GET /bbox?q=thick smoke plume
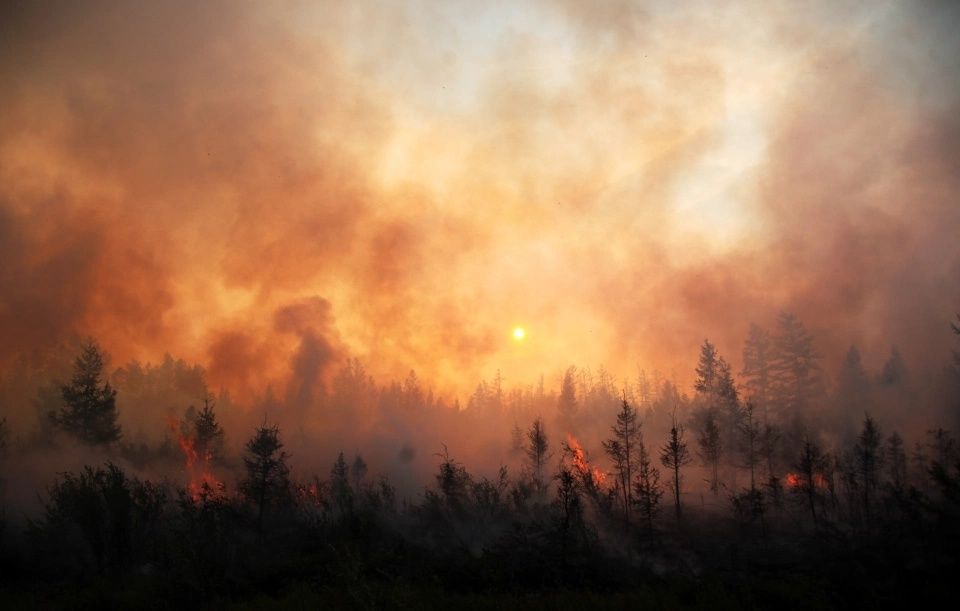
[1,0,958,418]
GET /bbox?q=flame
[566,433,607,488]
[168,415,223,501]
[784,472,828,489]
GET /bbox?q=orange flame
[168,414,223,501]
[784,472,828,489]
[566,433,606,488]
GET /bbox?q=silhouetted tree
[694,340,719,394]
[735,403,765,526]
[330,451,353,519]
[793,439,828,527]
[854,414,883,521]
[697,410,722,495]
[885,432,907,494]
[351,453,368,492]
[240,423,290,532]
[660,419,691,519]
[602,398,641,529]
[55,341,121,446]
[769,312,822,417]
[553,463,584,581]
[632,437,662,541]
[525,417,550,498]
[739,402,762,494]
[433,445,471,513]
[760,423,781,479]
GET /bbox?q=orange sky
[1,0,959,402]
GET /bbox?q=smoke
[0,0,958,412]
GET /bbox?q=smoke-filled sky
[2,0,959,402]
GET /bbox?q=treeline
[0,313,959,606]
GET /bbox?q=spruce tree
[56,341,121,446]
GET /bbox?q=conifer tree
[55,341,121,446]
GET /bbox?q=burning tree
[192,397,225,464]
[240,423,291,532]
[563,434,606,494]
[54,340,121,446]
[169,397,224,500]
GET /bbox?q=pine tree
[793,438,828,527]
[553,463,584,582]
[694,340,719,395]
[660,419,692,519]
[525,417,550,497]
[885,432,907,493]
[330,451,353,518]
[56,341,121,446]
[632,438,662,541]
[855,414,883,521]
[193,396,224,462]
[739,402,762,494]
[769,312,822,417]
[697,410,722,495]
[602,398,641,529]
[240,423,290,531]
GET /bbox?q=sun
[512,326,526,341]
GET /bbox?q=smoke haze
[1,0,959,424]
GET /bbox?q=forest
[1,311,959,609]
[3,1,960,608]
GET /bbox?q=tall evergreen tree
[660,419,692,519]
[240,423,290,532]
[694,339,719,395]
[854,414,883,521]
[697,410,722,495]
[602,398,641,529]
[793,438,828,527]
[193,396,224,462]
[525,416,550,497]
[769,312,822,418]
[55,341,121,446]
[632,438,662,542]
